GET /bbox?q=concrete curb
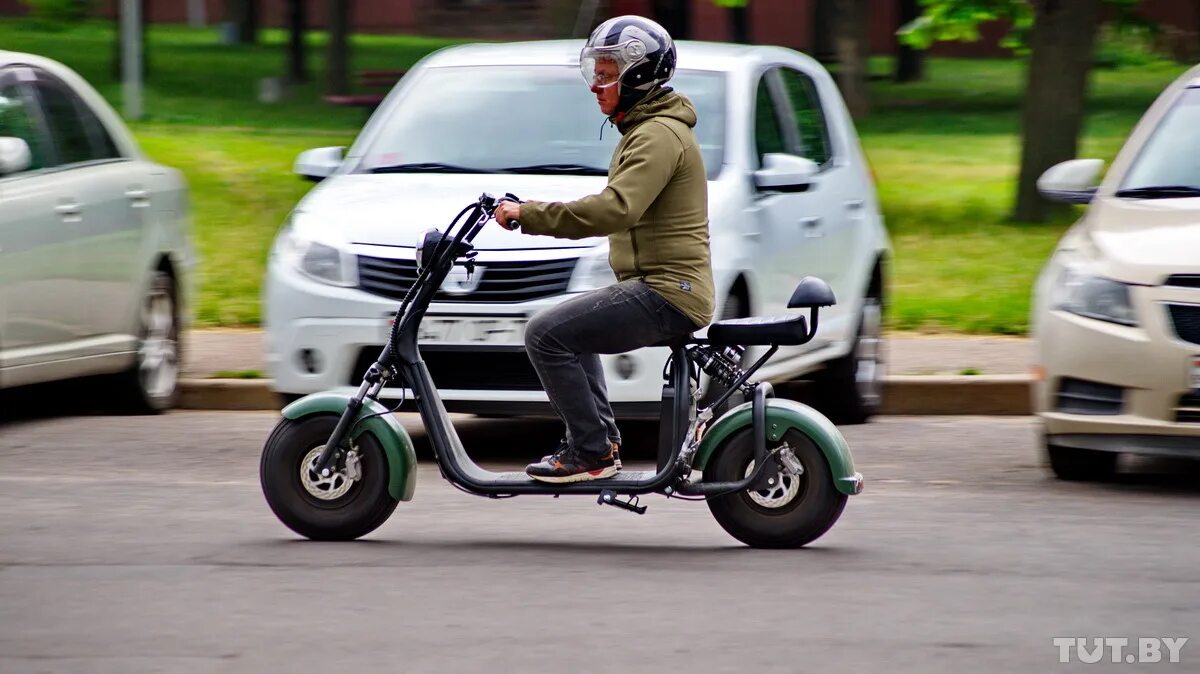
[180,375,1035,415]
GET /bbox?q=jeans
[525,280,699,458]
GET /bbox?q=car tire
[115,270,181,414]
[815,290,884,425]
[1046,442,1117,481]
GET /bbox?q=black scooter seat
[708,314,808,346]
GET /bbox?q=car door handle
[125,188,150,206]
[55,201,82,221]
[800,216,823,238]
[845,199,865,212]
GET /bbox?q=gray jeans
[525,280,699,458]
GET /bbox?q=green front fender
[694,398,864,496]
[281,392,418,502]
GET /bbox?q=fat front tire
[816,293,884,425]
[706,428,848,548]
[260,414,399,541]
[115,271,181,414]
[1046,442,1117,482]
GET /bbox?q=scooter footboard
[282,393,418,501]
[693,398,864,496]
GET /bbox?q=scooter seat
[708,315,809,346]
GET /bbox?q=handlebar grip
[506,219,520,231]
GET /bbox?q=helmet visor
[579,40,646,88]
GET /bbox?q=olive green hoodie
[519,88,715,328]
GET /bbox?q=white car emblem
[440,266,484,295]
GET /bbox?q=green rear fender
[281,392,418,502]
[694,398,864,496]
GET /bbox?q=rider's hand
[494,201,521,230]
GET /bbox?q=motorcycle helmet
[580,15,676,115]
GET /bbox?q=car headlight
[1051,263,1137,326]
[568,246,617,292]
[274,216,358,287]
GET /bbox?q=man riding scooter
[493,15,715,483]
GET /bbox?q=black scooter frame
[312,195,787,499]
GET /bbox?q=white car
[265,40,890,422]
[1032,63,1200,479]
[0,51,193,412]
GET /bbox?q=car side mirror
[0,137,32,176]
[294,146,345,182]
[753,153,819,193]
[1038,158,1103,204]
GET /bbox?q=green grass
[2,20,1192,333]
[209,369,266,379]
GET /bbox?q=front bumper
[1033,283,1200,454]
[264,262,672,413]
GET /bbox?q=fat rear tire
[1046,442,1117,482]
[260,414,398,540]
[706,428,847,548]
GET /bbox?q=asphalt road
[1,411,1197,674]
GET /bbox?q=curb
[180,375,1035,415]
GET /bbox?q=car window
[358,66,727,180]
[31,77,103,166]
[0,79,51,173]
[777,68,832,166]
[754,74,787,164]
[1121,87,1200,191]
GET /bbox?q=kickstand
[598,489,647,515]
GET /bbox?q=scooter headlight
[416,228,443,271]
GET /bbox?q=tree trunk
[286,0,309,83]
[812,0,837,63]
[651,0,690,40]
[326,0,352,96]
[729,6,750,44]
[833,0,870,118]
[225,0,258,44]
[112,0,150,81]
[894,0,924,82]
[1014,0,1102,222]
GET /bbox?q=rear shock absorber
[688,344,751,395]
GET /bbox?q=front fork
[312,364,388,477]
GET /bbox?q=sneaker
[526,445,620,483]
[542,440,621,470]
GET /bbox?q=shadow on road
[247,536,861,557]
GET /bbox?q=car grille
[1166,304,1200,346]
[357,255,577,303]
[1055,377,1124,415]
[351,346,543,391]
[1177,394,1200,423]
[1165,274,1200,289]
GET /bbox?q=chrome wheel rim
[743,459,802,508]
[855,297,884,409]
[138,285,178,400]
[300,446,354,501]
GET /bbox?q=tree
[225,0,259,45]
[112,0,150,81]
[713,0,751,44]
[326,0,352,96]
[812,0,837,63]
[651,0,691,39]
[285,0,309,83]
[901,0,1110,222]
[834,0,871,118]
[894,0,925,82]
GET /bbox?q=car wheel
[1046,442,1117,482]
[115,270,180,413]
[815,291,884,425]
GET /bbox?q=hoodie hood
[616,87,698,135]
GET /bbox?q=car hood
[1082,196,1200,284]
[296,173,612,250]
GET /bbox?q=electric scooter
[260,193,864,548]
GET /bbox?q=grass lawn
[2,20,1192,332]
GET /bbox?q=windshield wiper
[369,162,494,174]
[499,163,608,176]
[1114,185,1200,199]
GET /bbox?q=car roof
[0,50,73,74]
[420,40,798,72]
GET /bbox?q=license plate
[415,316,528,346]
[1192,356,1200,392]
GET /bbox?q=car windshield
[355,66,726,179]
[1120,87,1200,193]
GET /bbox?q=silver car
[0,51,194,412]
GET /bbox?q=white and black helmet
[580,15,676,113]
